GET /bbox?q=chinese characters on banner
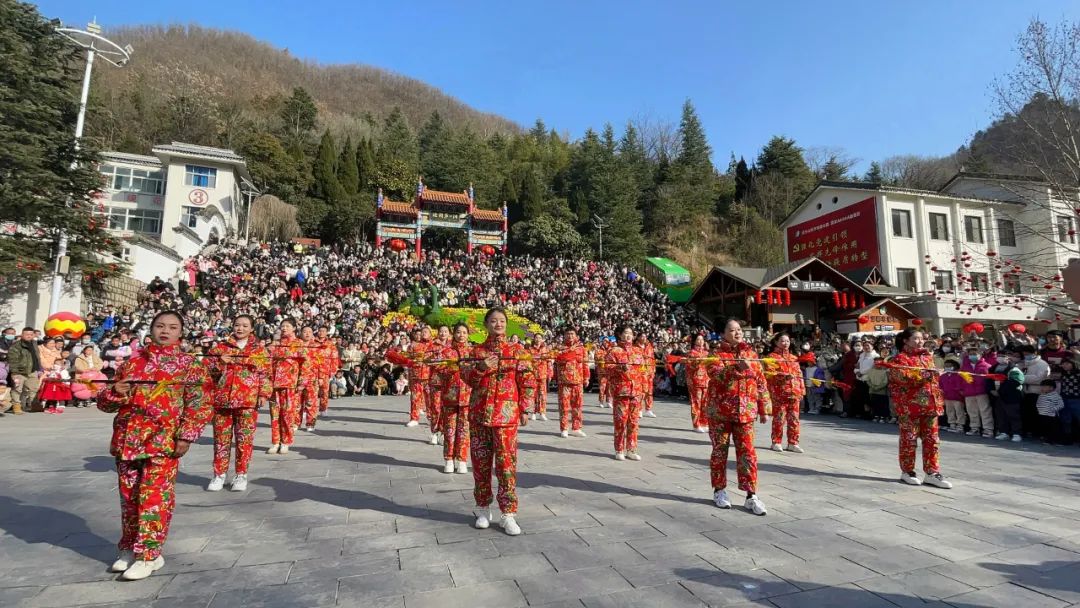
[785,197,880,272]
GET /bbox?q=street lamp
[592,214,610,260]
[49,20,132,315]
[239,178,260,243]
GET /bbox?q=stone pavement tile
[944,582,1069,608]
[839,546,947,576]
[343,531,436,554]
[347,508,402,524]
[337,564,453,603]
[3,560,117,588]
[767,582,902,608]
[206,580,340,608]
[493,529,590,556]
[288,550,400,583]
[769,516,857,539]
[614,555,719,587]
[930,556,1029,589]
[698,544,805,573]
[1018,517,1080,538]
[885,503,971,522]
[574,523,665,546]
[23,576,168,608]
[161,535,210,555]
[403,580,526,608]
[766,555,879,591]
[640,516,729,538]
[703,525,799,549]
[305,519,395,541]
[628,534,726,561]
[257,512,348,532]
[836,523,937,550]
[448,552,554,586]
[213,527,311,549]
[962,525,1056,549]
[854,569,975,604]
[993,544,1080,572]
[543,541,646,571]
[158,562,292,598]
[160,549,243,574]
[1011,562,1080,604]
[0,586,42,606]
[680,569,800,605]
[904,533,1005,561]
[516,566,634,605]
[234,539,342,566]
[399,538,499,569]
[772,532,874,560]
[959,510,1032,529]
[580,582,708,607]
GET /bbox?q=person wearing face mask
[8,327,42,415]
[960,346,992,438]
[1,327,18,354]
[1018,345,1049,438]
[887,328,952,488]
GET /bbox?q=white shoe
[429,433,439,445]
[455,460,469,474]
[771,443,784,452]
[540,413,549,421]
[530,413,537,421]
[109,550,135,572]
[443,460,455,474]
[230,474,248,492]
[571,429,587,438]
[615,452,626,461]
[786,444,804,454]
[713,489,732,509]
[560,430,569,438]
[120,556,164,581]
[474,509,491,529]
[644,410,656,418]
[406,420,419,427]
[995,432,1009,440]
[626,451,642,461]
[965,429,978,436]
[266,444,280,454]
[279,444,290,454]
[437,432,444,445]
[305,426,315,433]
[923,472,953,489]
[500,514,521,536]
[696,426,708,433]
[901,471,922,485]
[1011,435,1022,443]
[206,475,226,492]
[745,495,767,516]
[638,410,643,418]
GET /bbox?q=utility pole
[592,214,609,260]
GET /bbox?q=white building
[96,142,252,283]
[780,172,1079,336]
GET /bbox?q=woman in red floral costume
[529,334,552,421]
[886,328,952,489]
[205,315,273,492]
[463,308,534,536]
[706,319,771,516]
[426,325,452,445]
[606,325,646,461]
[267,320,304,454]
[553,327,589,438]
[634,333,657,418]
[98,311,213,581]
[765,333,806,454]
[687,334,711,432]
[435,323,473,474]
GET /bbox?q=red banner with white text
[786,196,879,272]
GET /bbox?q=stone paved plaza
[1,393,1079,608]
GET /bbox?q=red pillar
[415,236,422,257]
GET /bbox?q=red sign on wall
[786,196,879,272]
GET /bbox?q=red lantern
[755,290,764,304]
[841,292,849,309]
[1007,323,1027,333]
[480,244,496,256]
[858,315,870,324]
[389,238,407,252]
[784,290,791,306]
[832,291,841,308]
[963,322,984,335]
[911,318,924,327]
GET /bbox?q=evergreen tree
[863,161,884,183]
[239,131,309,203]
[529,118,548,144]
[310,130,345,202]
[419,111,454,188]
[376,107,419,199]
[734,157,753,201]
[566,129,605,226]
[338,136,360,197]
[280,87,317,139]
[756,135,813,182]
[518,167,546,221]
[356,137,375,194]
[674,99,713,177]
[821,155,848,181]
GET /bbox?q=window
[997,219,1017,247]
[964,216,984,243]
[895,268,917,293]
[891,209,912,238]
[970,272,989,292]
[928,213,949,240]
[98,164,163,194]
[119,247,131,262]
[184,165,217,188]
[934,270,954,291]
[181,206,199,229]
[1003,279,1021,294]
[1058,215,1076,244]
[103,206,163,235]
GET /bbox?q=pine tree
[280,87,317,139]
[674,99,713,177]
[756,135,813,181]
[338,136,360,197]
[310,130,345,202]
[239,131,309,203]
[356,137,375,194]
[529,118,548,144]
[821,155,847,181]
[376,107,419,199]
[734,157,753,202]
[863,161,884,183]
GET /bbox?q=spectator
[8,327,41,414]
[1035,379,1065,444]
[939,360,966,433]
[961,345,993,438]
[1019,345,1050,437]
[1057,359,1080,444]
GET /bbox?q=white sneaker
[305,426,315,433]
[109,550,135,572]
[455,460,469,474]
[437,432,444,445]
[429,433,439,445]
[713,489,732,509]
[923,472,953,489]
[230,474,248,492]
[119,556,164,581]
[443,460,455,474]
[696,426,708,433]
[965,429,978,436]
[266,444,280,454]
[626,451,642,461]
[540,413,549,421]
[571,429,587,438]
[279,444,290,454]
[206,474,226,492]
[1011,435,1022,443]
[771,443,784,452]
[615,452,626,461]
[900,471,922,485]
[786,444,804,454]
[995,432,1009,440]
[530,413,537,421]
[745,495,767,516]
[500,514,521,536]
[644,410,656,418]
[474,509,491,529]
[560,430,569,438]
[406,420,419,427]
[638,410,643,418]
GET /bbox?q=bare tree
[248,194,301,242]
[879,154,958,190]
[804,146,859,179]
[631,111,680,163]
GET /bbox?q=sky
[34,0,1080,172]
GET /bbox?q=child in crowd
[40,359,73,414]
[1059,359,1080,445]
[1035,378,1065,444]
[865,355,890,423]
[939,359,967,433]
[996,366,1025,442]
[805,358,828,415]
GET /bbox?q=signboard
[188,189,209,206]
[786,196,879,272]
[787,278,834,292]
[379,225,416,238]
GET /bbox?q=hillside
[86,24,519,153]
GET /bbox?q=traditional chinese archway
[374,179,507,256]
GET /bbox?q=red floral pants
[297,382,319,428]
[599,377,610,404]
[771,398,801,446]
[213,408,257,476]
[898,413,941,474]
[318,379,330,413]
[409,380,426,421]
[471,424,519,514]
[270,388,297,446]
[441,405,469,462]
[426,385,442,433]
[643,382,654,411]
[116,456,179,560]
[689,382,708,428]
[613,396,642,453]
[558,385,584,431]
[709,420,758,494]
[533,376,549,413]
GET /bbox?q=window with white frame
[104,206,163,235]
[934,270,954,291]
[891,209,912,238]
[964,216,984,243]
[928,213,949,240]
[895,268,917,293]
[970,272,989,292]
[1058,215,1076,244]
[997,218,1017,247]
[181,206,199,229]
[184,165,217,188]
[98,164,164,194]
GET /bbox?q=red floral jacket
[435,342,473,408]
[705,341,772,424]
[887,350,944,417]
[270,336,305,389]
[765,351,806,405]
[639,342,655,387]
[554,343,589,386]
[530,344,553,381]
[605,343,646,398]
[687,347,711,386]
[97,344,214,461]
[314,338,339,379]
[463,337,535,427]
[206,338,273,409]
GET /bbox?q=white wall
[159,159,239,250]
[129,244,183,284]
[0,277,83,330]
